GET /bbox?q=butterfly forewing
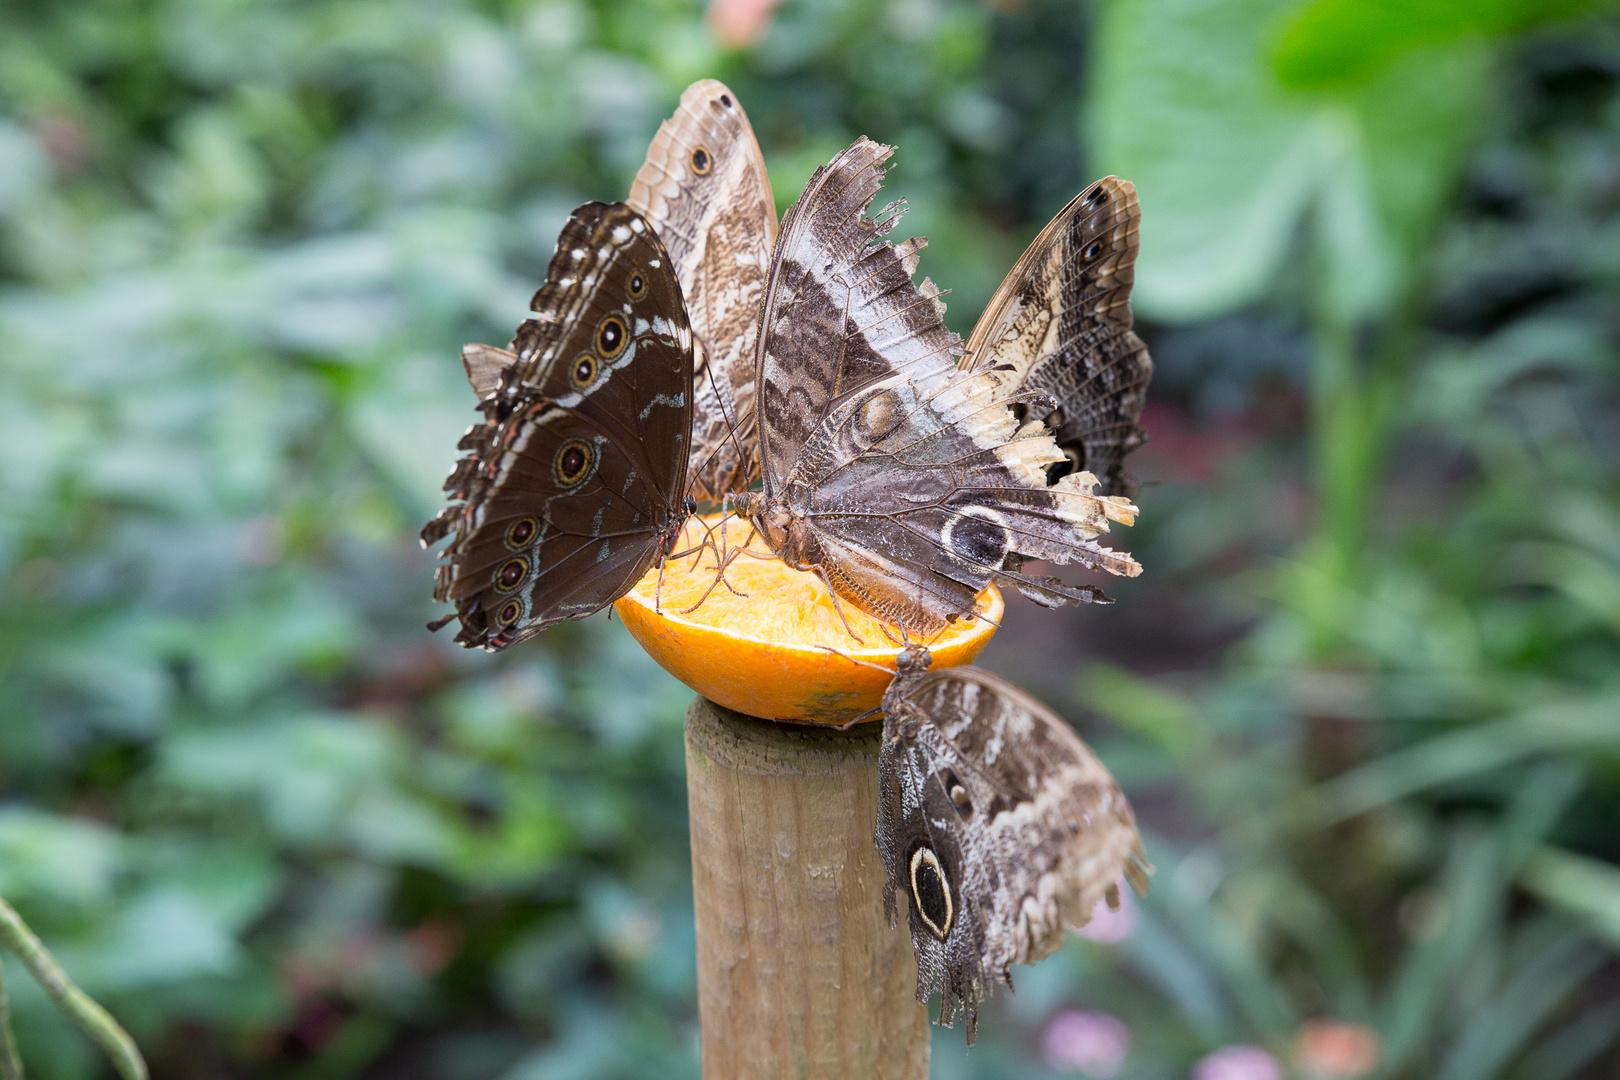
[628,79,776,502]
[422,202,693,651]
[963,176,1153,496]
[877,651,1149,1044]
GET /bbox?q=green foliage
[0,0,1617,1077]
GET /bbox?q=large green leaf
[1088,0,1491,322]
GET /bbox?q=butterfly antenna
[686,331,753,498]
[836,705,884,731]
[708,347,752,490]
[815,644,895,674]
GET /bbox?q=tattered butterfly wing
[629,79,777,502]
[877,651,1149,1044]
[421,202,694,651]
[963,176,1152,496]
[752,137,959,493]
[461,342,514,401]
[742,139,1141,637]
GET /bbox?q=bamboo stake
[684,696,929,1079]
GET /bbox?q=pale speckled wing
[628,79,776,503]
[461,342,516,400]
[963,177,1152,497]
[752,138,1142,636]
[876,656,1149,1044]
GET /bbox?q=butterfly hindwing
[877,649,1150,1044]
[964,177,1152,496]
[422,202,693,651]
[628,79,776,502]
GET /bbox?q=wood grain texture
[685,697,929,1079]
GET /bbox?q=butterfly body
[421,202,694,651]
[876,646,1150,1043]
[736,138,1142,637]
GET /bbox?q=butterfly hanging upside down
[727,136,1146,641]
[875,645,1151,1044]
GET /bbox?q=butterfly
[732,137,1142,638]
[875,645,1150,1043]
[627,78,777,504]
[420,202,694,651]
[962,176,1152,499]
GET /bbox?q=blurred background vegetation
[1,0,1618,1077]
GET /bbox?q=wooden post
[684,697,930,1079]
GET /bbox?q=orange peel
[615,515,1001,725]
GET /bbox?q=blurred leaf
[1310,694,1620,824]
[1434,928,1604,1080]
[1519,847,1620,949]
[1081,664,1205,756]
[1090,0,1490,321]
[0,810,121,908]
[1273,0,1618,89]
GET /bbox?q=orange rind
[615,516,1001,725]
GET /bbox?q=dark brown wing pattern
[420,202,694,651]
[964,177,1153,497]
[628,79,776,503]
[737,138,1141,637]
[876,647,1150,1044]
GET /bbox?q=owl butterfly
[733,137,1142,638]
[420,202,694,651]
[876,646,1150,1043]
[627,78,777,503]
[963,176,1153,499]
[460,81,774,506]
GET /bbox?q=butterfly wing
[877,663,1149,1043]
[753,137,960,493]
[751,139,1141,635]
[628,79,776,502]
[963,177,1152,496]
[421,202,694,650]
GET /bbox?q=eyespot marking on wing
[909,845,954,940]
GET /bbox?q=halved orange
[615,516,1001,725]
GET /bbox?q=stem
[1304,264,1429,657]
[0,956,22,1080]
[0,897,147,1080]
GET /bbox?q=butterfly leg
[812,564,869,646]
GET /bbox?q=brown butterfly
[627,79,777,504]
[420,202,694,650]
[876,646,1150,1043]
[732,137,1142,638]
[963,176,1153,499]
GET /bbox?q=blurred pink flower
[1193,1045,1283,1080]
[1297,1018,1380,1077]
[706,0,782,47]
[1077,885,1137,942]
[1042,1009,1131,1077]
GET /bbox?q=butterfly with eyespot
[420,202,694,651]
[462,81,775,507]
[876,645,1150,1044]
[962,175,1152,500]
[627,79,777,504]
[731,137,1142,639]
